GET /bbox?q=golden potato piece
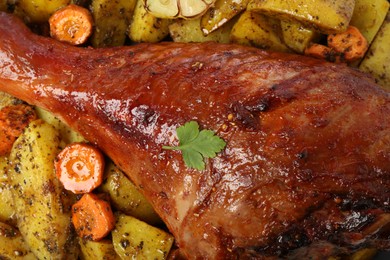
[281,20,321,53]
[350,0,389,44]
[200,0,249,35]
[230,11,290,52]
[90,0,137,47]
[100,162,162,225]
[112,214,174,260]
[35,107,85,145]
[359,10,390,89]
[14,0,70,23]
[0,222,36,259]
[169,16,235,43]
[0,156,15,225]
[128,0,172,43]
[8,119,78,259]
[79,238,120,260]
[247,0,355,34]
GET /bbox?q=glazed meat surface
[0,12,389,259]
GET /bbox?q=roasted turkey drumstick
[0,12,389,259]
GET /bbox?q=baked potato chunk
[359,10,390,89]
[112,214,174,259]
[169,17,234,43]
[350,0,389,44]
[281,20,321,53]
[100,162,162,225]
[247,0,355,34]
[0,222,36,259]
[128,0,172,43]
[79,238,120,260]
[35,107,85,145]
[90,0,137,47]
[8,119,78,259]
[230,11,290,52]
[200,0,249,35]
[0,156,15,225]
[14,0,70,23]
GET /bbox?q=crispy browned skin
[0,12,389,259]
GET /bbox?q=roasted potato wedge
[350,0,389,44]
[8,119,78,259]
[35,107,85,145]
[281,20,321,53]
[170,16,235,43]
[200,0,249,35]
[247,0,355,34]
[79,238,120,260]
[90,0,137,47]
[100,162,162,225]
[112,214,174,260]
[0,156,15,225]
[359,10,390,89]
[0,222,36,259]
[230,11,290,52]
[128,0,172,43]
[14,0,70,23]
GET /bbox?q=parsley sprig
[162,121,226,170]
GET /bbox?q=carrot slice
[49,4,93,45]
[0,104,36,156]
[72,193,115,241]
[327,26,368,62]
[55,142,104,194]
[304,43,341,63]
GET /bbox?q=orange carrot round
[72,193,115,241]
[55,142,104,194]
[49,4,93,45]
[304,43,341,63]
[327,26,368,62]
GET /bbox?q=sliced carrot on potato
[72,193,115,241]
[55,142,104,194]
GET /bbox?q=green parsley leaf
[162,121,226,170]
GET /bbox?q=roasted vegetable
[79,238,120,260]
[8,119,78,259]
[247,0,355,34]
[35,107,85,144]
[72,193,116,241]
[0,156,15,225]
[49,4,94,45]
[100,162,162,225]
[359,10,390,89]
[112,214,174,259]
[350,0,389,44]
[14,0,70,23]
[128,0,172,43]
[230,11,290,52]
[281,20,321,53]
[0,222,36,259]
[169,16,234,43]
[55,142,105,194]
[90,0,136,47]
[200,0,249,35]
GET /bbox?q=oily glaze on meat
[0,12,389,259]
